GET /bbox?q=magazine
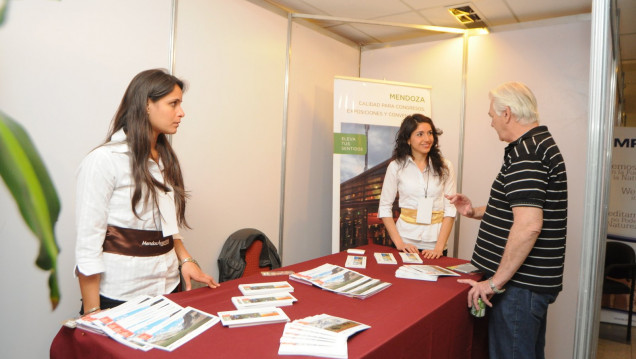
[231,292,298,309]
[345,255,366,269]
[399,252,423,264]
[447,262,481,274]
[238,281,294,296]
[218,307,290,328]
[374,252,398,264]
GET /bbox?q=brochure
[346,248,365,255]
[72,295,219,352]
[290,263,391,299]
[399,252,423,264]
[238,281,294,296]
[231,292,298,310]
[261,270,295,276]
[374,252,398,265]
[218,307,290,328]
[130,307,220,351]
[345,255,366,269]
[395,265,461,281]
[447,262,481,274]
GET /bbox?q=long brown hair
[393,114,448,179]
[108,69,190,228]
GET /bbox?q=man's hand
[457,278,495,309]
[445,193,475,218]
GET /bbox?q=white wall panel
[0,1,172,358]
[172,0,287,277]
[283,21,360,265]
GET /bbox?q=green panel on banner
[334,133,367,155]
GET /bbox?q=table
[51,244,487,358]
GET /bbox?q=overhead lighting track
[292,13,468,35]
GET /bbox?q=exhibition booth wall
[0,1,590,358]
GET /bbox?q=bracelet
[85,306,100,315]
[489,278,506,294]
[180,257,199,267]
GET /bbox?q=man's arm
[458,206,543,308]
[490,206,543,289]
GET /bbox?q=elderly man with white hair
[447,82,568,359]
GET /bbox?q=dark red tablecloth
[51,244,487,358]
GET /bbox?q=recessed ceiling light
[448,4,487,29]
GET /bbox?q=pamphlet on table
[72,295,219,351]
[290,263,390,299]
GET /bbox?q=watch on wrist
[489,278,506,294]
[180,257,199,267]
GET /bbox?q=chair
[217,228,282,283]
[603,240,636,341]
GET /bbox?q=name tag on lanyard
[416,197,434,224]
[157,190,179,236]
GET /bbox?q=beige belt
[400,208,444,225]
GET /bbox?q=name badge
[416,197,434,224]
[157,190,179,237]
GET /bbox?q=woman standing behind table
[378,114,456,259]
[75,69,219,316]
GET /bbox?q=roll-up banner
[601,126,636,326]
[332,76,431,253]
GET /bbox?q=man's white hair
[489,82,539,125]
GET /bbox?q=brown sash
[103,225,174,257]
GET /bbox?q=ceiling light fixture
[448,4,487,29]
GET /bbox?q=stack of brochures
[290,263,391,299]
[217,307,290,328]
[395,265,461,281]
[231,292,298,310]
[72,295,220,352]
[278,314,370,358]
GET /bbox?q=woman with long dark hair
[378,114,456,259]
[75,69,219,315]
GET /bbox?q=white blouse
[378,157,457,250]
[74,129,181,301]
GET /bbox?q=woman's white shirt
[378,157,456,249]
[74,129,181,301]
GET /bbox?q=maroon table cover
[51,244,488,358]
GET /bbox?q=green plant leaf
[0,110,61,309]
[0,0,8,27]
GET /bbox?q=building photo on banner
[331,77,432,253]
[601,126,636,326]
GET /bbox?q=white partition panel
[172,0,287,277]
[283,22,360,265]
[0,1,173,358]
